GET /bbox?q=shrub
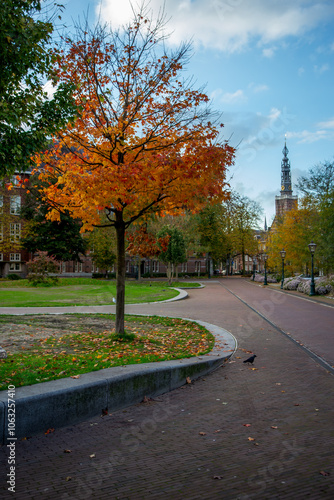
[27,251,59,287]
[6,273,22,280]
[254,274,277,283]
[283,277,302,290]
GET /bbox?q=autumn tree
[296,159,334,272]
[267,203,320,275]
[0,0,77,175]
[126,224,170,280]
[36,6,234,333]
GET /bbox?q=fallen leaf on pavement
[320,471,330,476]
[186,377,192,384]
[70,375,80,379]
[243,424,251,427]
[199,432,206,436]
[65,477,72,481]
[90,454,96,458]
[213,476,223,480]
[64,449,72,453]
[271,426,278,429]
[248,437,255,441]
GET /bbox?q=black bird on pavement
[243,354,257,364]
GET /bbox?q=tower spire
[281,136,292,194]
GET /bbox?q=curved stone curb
[0,320,236,443]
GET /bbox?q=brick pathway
[1,278,334,499]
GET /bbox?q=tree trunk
[242,245,245,276]
[115,212,126,334]
[167,262,172,285]
[137,256,142,282]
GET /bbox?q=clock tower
[275,139,298,218]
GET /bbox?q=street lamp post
[280,249,286,289]
[308,241,317,296]
[263,253,268,285]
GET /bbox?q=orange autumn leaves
[33,16,234,231]
[127,225,170,259]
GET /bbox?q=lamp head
[308,241,317,254]
[280,249,286,260]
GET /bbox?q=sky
[55,0,334,225]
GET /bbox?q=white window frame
[11,175,21,186]
[0,195,3,214]
[75,262,83,273]
[9,262,21,271]
[0,253,3,262]
[10,195,21,215]
[10,223,21,242]
[10,253,21,262]
[153,260,159,273]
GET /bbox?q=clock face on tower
[281,185,285,190]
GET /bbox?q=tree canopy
[35,6,234,333]
[0,0,76,175]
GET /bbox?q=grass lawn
[0,278,201,307]
[0,314,214,390]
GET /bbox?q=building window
[152,261,159,273]
[0,253,3,261]
[0,195,3,214]
[195,261,201,273]
[181,262,187,272]
[75,262,83,273]
[10,223,21,242]
[0,223,3,242]
[11,175,21,186]
[9,262,21,271]
[61,262,66,273]
[10,253,21,262]
[10,195,21,215]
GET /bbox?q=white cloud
[43,81,57,99]
[314,63,330,74]
[287,130,329,143]
[317,118,334,128]
[96,0,334,53]
[252,84,269,93]
[262,47,275,58]
[221,89,246,103]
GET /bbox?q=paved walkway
[1,278,334,499]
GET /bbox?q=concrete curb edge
[0,319,236,443]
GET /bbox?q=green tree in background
[228,194,263,275]
[296,160,334,273]
[158,226,187,284]
[86,226,117,278]
[21,175,87,261]
[196,203,230,270]
[0,0,76,175]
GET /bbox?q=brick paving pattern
[1,278,334,499]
